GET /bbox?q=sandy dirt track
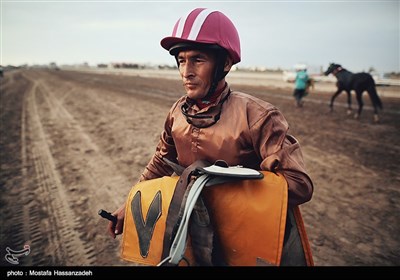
[0,69,399,267]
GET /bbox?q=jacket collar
[185,83,230,113]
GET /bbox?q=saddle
[120,159,313,266]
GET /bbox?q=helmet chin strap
[203,50,228,101]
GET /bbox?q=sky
[1,0,399,74]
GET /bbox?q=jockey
[108,8,314,266]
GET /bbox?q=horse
[324,63,383,122]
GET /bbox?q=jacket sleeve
[139,105,178,182]
[251,108,314,208]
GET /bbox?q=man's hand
[107,203,126,239]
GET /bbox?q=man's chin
[186,91,206,100]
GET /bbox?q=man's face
[177,49,216,100]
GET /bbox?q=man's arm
[252,108,314,207]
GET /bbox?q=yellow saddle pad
[121,171,288,266]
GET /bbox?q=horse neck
[334,69,354,89]
[335,68,352,79]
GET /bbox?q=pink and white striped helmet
[160,8,241,64]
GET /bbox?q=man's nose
[181,63,194,78]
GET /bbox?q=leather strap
[160,160,211,262]
[293,206,314,266]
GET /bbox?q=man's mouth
[185,83,197,89]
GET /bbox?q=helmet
[160,8,241,64]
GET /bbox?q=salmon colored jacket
[140,84,313,207]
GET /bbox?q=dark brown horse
[324,63,383,122]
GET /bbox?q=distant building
[111,62,140,69]
[49,62,60,70]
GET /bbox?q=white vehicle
[282,70,296,83]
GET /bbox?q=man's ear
[224,56,233,72]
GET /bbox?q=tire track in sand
[19,75,96,265]
[21,72,131,265]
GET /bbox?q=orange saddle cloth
[121,171,313,266]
